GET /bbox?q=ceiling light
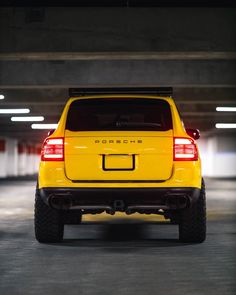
[31,123,58,129]
[0,108,30,114]
[11,116,44,122]
[0,94,5,100]
[215,123,236,129]
[216,107,236,112]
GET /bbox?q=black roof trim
[69,87,173,97]
[1,1,235,7]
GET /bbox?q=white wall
[17,143,27,176]
[198,135,236,177]
[0,138,40,178]
[34,146,41,172]
[23,144,40,175]
[5,138,18,177]
[0,139,7,178]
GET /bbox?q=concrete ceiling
[0,6,235,142]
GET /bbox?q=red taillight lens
[174,137,198,161]
[41,137,64,161]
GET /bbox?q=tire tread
[179,179,206,243]
[34,190,64,243]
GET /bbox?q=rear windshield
[66,98,172,131]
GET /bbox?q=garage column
[213,135,236,177]
[206,137,218,177]
[34,146,41,173]
[26,144,34,175]
[0,139,7,178]
[199,135,236,178]
[17,142,27,176]
[6,138,18,177]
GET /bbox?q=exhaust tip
[166,195,188,209]
[50,195,72,210]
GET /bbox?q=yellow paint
[104,154,133,170]
[38,95,201,189]
[83,212,165,222]
[64,131,173,181]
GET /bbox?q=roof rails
[69,87,173,97]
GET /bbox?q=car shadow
[51,220,195,248]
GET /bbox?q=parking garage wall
[0,138,40,178]
[0,139,7,178]
[199,135,236,178]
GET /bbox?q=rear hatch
[64,98,173,181]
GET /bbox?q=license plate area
[102,154,135,171]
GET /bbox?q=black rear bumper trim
[38,187,201,211]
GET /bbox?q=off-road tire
[63,210,82,224]
[34,190,64,243]
[179,179,206,243]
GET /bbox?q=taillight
[41,137,64,161]
[174,137,198,161]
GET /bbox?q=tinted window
[66,98,172,131]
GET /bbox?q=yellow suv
[34,88,206,243]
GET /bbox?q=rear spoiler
[69,87,173,97]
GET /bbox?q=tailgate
[64,131,173,181]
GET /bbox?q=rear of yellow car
[35,88,206,243]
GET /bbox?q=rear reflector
[174,137,198,161]
[41,137,64,161]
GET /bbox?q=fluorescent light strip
[11,116,44,122]
[0,108,30,114]
[31,123,58,129]
[215,123,236,129]
[0,94,5,100]
[216,107,236,112]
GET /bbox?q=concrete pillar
[34,146,41,173]
[214,136,236,177]
[206,137,218,177]
[17,142,27,176]
[198,135,236,178]
[32,145,40,174]
[6,138,18,177]
[197,138,207,177]
[198,136,219,177]
[0,139,7,178]
[26,144,34,175]
[1,139,41,178]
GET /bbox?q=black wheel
[34,190,64,243]
[179,179,206,243]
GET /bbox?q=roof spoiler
[69,87,173,97]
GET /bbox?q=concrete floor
[0,178,235,295]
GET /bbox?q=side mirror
[186,128,200,140]
[47,129,55,136]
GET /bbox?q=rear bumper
[38,161,202,190]
[38,187,200,214]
